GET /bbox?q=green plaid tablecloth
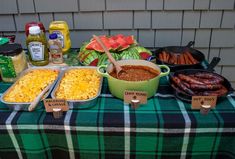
[0,78,235,159]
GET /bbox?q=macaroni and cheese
[55,68,101,100]
[4,69,59,102]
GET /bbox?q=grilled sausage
[194,72,224,82]
[178,74,204,85]
[190,84,223,90]
[187,75,223,85]
[202,86,228,96]
[171,76,195,95]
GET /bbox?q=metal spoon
[93,35,125,78]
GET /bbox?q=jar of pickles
[0,43,28,82]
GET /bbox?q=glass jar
[0,43,28,82]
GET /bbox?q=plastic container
[25,22,46,37]
[26,26,49,66]
[0,43,28,82]
[49,21,71,56]
[48,33,63,64]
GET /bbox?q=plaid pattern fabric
[0,77,235,159]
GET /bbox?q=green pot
[97,60,170,99]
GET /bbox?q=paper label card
[191,96,217,109]
[124,90,147,104]
[43,99,69,112]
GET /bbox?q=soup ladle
[93,35,125,78]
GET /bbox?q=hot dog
[159,51,199,65]
[185,52,198,64]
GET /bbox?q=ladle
[93,35,125,78]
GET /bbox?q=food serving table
[0,76,235,159]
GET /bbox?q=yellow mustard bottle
[49,21,71,56]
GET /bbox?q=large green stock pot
[97,60,170,100]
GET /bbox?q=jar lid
[29,26,41,35]
[0,37,9,45]
[0,43,23,56]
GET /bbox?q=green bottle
[26,26,49,66]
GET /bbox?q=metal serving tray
[51,66,103,109]
[0,66,61,111]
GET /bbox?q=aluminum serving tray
[1,66,61,111]
[51,66,103,109]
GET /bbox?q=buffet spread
[0,21,234,113]
[1,21,235,159]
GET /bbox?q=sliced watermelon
[98,53,120,66]
[85,34,137,52]
[120,48,140,60]
[86,38,111,52]
[116,37,127,46]
[108,38,120,50]
[133,46,152,60]
[115,34,125,39]
[86,40,96,50]
[78,50,100,66]
[90,35,106,41]
[89,58,99,66]
[125,35,135,45]
[118,44,130,51]
[139,52,152,60]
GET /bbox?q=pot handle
[159,65,170,77]
[186,41,195,48]
[97,65,109,78]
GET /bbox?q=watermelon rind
[134,46,152,55]
[78,50,100,66]
[97,53,120,66]
[120,48,140,60]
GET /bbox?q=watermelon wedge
[78,50,100,66]
[133,46,152,60]
[125,35,135,45]
[115,34,125,39]
[108,38,120,50]
[139,52,151,60]
[85,34,137,52]
[89,58,99,66]
[86,38,111,52]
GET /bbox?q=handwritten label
[124,90,147,104]
[192,96,217,109]
[43,99,69,112]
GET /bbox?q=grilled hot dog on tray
[159,51,198,65]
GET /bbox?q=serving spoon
[93,35,125,78]
[28,83,53,111]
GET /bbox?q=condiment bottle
[26,26,49,66]
[49,21,71,57]
[25,22,46,37]
[48,33,63,64]
[0,43,28,82]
